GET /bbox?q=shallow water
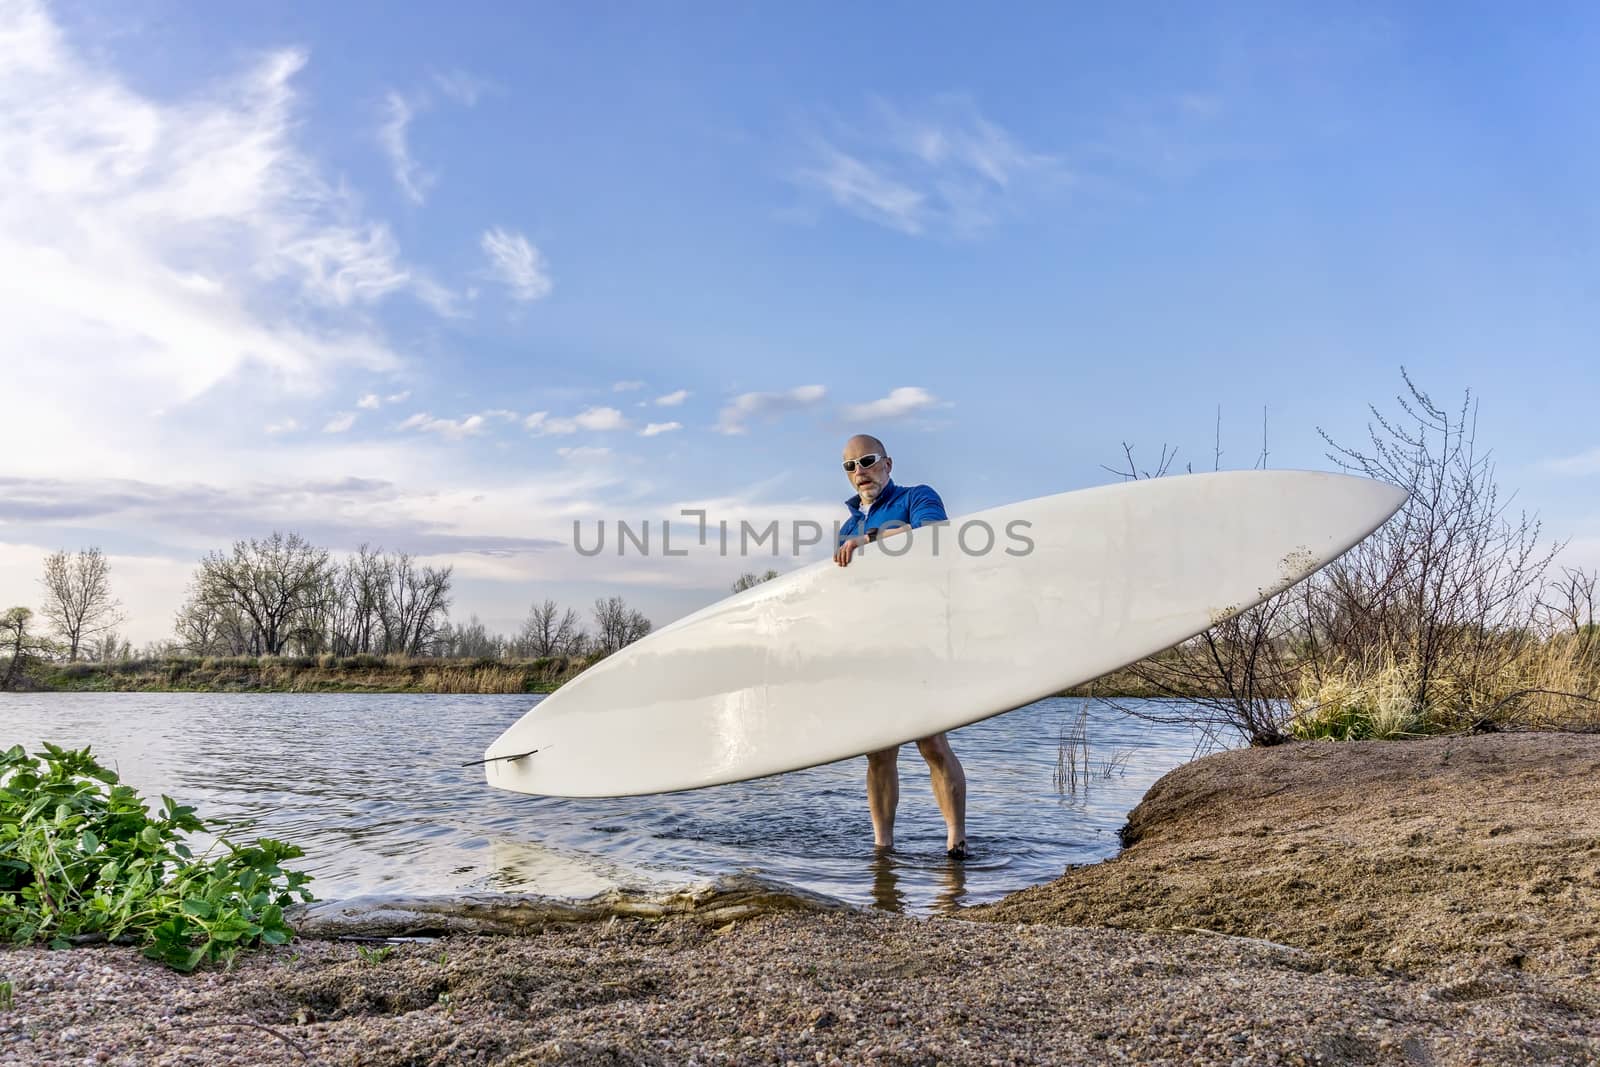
[0,693,1220,914]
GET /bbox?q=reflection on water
[869,849,971,915]
[0,692,1219,914]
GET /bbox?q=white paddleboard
[485,470,1405,797]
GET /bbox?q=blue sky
[3,0,1597,644]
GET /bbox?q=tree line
[2,533,660,685]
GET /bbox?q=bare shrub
[1111,371,1595,743]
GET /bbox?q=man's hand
[834,534,870,567]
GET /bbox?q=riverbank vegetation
[1107,371,1599,743]
[0,744,314,971]
[27,652,592,694]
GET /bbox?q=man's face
[843,437,892,502]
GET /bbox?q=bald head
[842,433,892,505]
[845,433,886,456]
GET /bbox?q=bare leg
[916,733,967,851]
[866,746,900,848]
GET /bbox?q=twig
[1487,687,1600,713]
[170,1019,311,1061]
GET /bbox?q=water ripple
[0,692,1219,914]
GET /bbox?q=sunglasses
[842,453,885,473]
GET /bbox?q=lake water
[0,693,1222,915]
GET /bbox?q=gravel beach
[3,732,1596,1066]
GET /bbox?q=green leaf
[180,898,214,920]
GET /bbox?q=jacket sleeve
[907,485,949,528]
[837,514,860,546]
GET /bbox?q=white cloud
[655,389,690,407]
[481,226,552,302]
[378,91,432,205]
[1541,447,1600,476]
[264,418,301,435]
[384,390,411,404]
[556,446,611,460]
[431,69,489,107]
[0,0,478,493]
[841,386,945,421]
[357,393,382,410]
[640,421,682,437]
[797,95,1063,238]
[323,412,357,433]
[574,406,625,431]
[799,149,926,235]
[525,406,627,435]
[397,412,487,440]
[612,380,645,392]
[716,385,828,435]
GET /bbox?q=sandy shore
[3,732,1597,1066]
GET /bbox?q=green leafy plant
[355,943,395,965]
[0,743,315,971]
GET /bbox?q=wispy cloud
[481,226,552,302]
[322,412,357,433]
[397,412,488,440]
[430,69,489,107]
[655,389,689,407]
[640,421,681,437]
[1540,447,1600,476]
[525,406,627,435]
[557,445,612,461]
[716,385,827,435]
[0,0,466,490]
[264,418,301,435]
[841,386,945,421]
[612,379,646,392]
[800,150,925,235]
[379,91,432,205]
[796,94,1064,238]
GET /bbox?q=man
[834,433,969,861]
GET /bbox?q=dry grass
[1290,634,1600,740]
[36,655,591,694]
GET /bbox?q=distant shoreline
[15,655,1225,699]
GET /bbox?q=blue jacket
[839,479,948,545]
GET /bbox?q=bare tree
[1541,567,1597,647]
[38,548,124,661]
[331,544,390,655]
[1,607,57,690]
[194,532,331,656]
[379,552,452,656]
[514,599,582,658]
[1317,369,1561,726]
[590,596,652,657]
[88,629,131,663]
[437,614,502,659]
[173,580,254,656]
[732,569,780,593]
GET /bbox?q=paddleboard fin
[462,747,541,768]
